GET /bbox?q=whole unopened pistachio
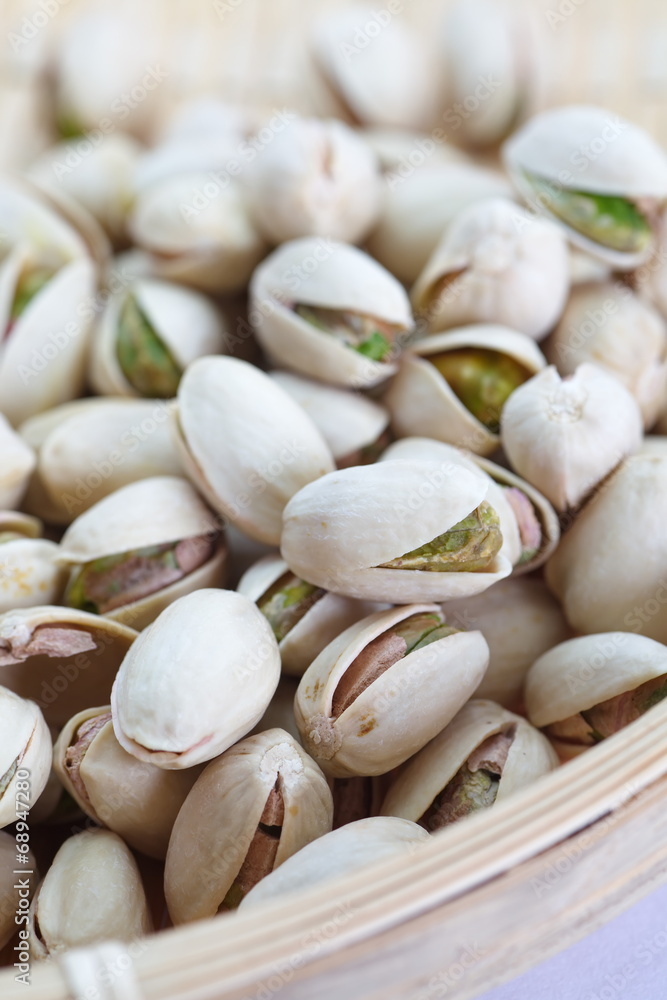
[0,685,51,827]
[411,197,570,340]
[0,413,35,509]
[175,356,335,545]
[165,728,333,923]
[295,604,489,777]
[1,830,37,948]
[111,589,280,769]
[504,105,667,269]
[249,238,414,389]
[29,829,152,959]
[0,515,67,613]
[240,816,429,910]
[381,700,558,828]
[281,460,512,603]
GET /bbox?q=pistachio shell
[360,128,470,173]
[0,537,67,613]
[0,685,51,827]
[0,512,41,538]
[0,413,35,508]
[0,830,37,948]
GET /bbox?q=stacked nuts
[2,0,667,968]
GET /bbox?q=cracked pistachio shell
[165,728,333,923]
[411,198,570,340]
[381,699,558,823]
[240,816,429,910]
[58,476,227,630]
[501,364,643,512]
[366,162,512,286]
[269,371,390,467]
[175,357,335,545]
[28,829,152,960]
[0,534,67,614]
[503,105,667,269]
[547,282,667,429]
[0,830,37,948]
[54,706,200,860]
[245,117,381,245]
[89,278,228,398]
[0,413,35,508]
[295,604,490,777]
[384,325,546,456]
[545,452,667,643]
[238,554,383,677]
[249,238,413,389]
[0,607,137,728]
[111,590,281,769]
[0,685,51,827]
[19,397,183,525]
[281,460,512,603]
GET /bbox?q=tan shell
[175,356,335,545]
[54,706,200,860]
[164,728,333,924]
[411,197,570,340]
[384,325,547,455]
[281,460,512,603]
[295,604,490,777]
[111,589,281,769]
[381,699,558,822]
[501,364,643,511]
[525,632,667,729]
[360,128,470,173]
[249,238,413,389]
[0,413,35,509]
[0,606,137,727]
[0,537,67,614]
[28,829,152,960]
[0,685,52,827]
[0,830,37,948]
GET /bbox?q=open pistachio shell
[0,685,52,827]
[0,413,35,509]
[165,728,333,923]
[281,461,512,603]
[249,238,414,389]
[295,604,489,778]
[0,830,37,948]
[0,535,67,614]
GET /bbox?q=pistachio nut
[281,460,512,603]
[503,105,667,269]
[361,127,470,173]
[164,728,333,923]
[384,325,546,455]
[111,589,281,769]
[295,604,489,777]
[0,78,51,173]
[174,356,335,545]
[0,413,35,509]
[0,685,51,827]
[249,677,301,744]
[54,706,200,860]
[249,238,414,389]
[0,830,37,948]
[381,700,558,828]
[501,363,643,512]
[0,520,67,614]
[547,282,667,429]
[58,476,227,630]
[411,197,570,340]
[29,828,152,959]
[240,816,429,911]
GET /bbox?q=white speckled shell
[0,412,35,508]
[0,538,67,613]
[0,685,51,827]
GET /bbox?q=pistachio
[503,487,542,565]
[257,571,326,643]
[0,685,52,827]
[0,526,67,614]
[116,293,182,397]
[429,348,532,434]
[7,266,54,334]
[0,413,35,509]
[380,502,502,573]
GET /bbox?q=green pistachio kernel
[547,673,667,748]
[380,501,502,573]
[258,572,326,643]
[294,304,401,362]
[429,348,531,433]
[6,268,54,339]
[116,294,183,398]
[391,612,460,653]
[420,766,499,832]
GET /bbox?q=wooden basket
[2,1,667,998]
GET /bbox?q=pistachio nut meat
[281,460,512,603]
[111,589,281,769]
[0,512,67,613]
[0,685,52,827]
[164,728,333,923]
[0,830,37,948]
[295,604,489,777]
[28,828,152,959]
[0,413,35,509]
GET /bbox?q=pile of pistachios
[3,0,667,967]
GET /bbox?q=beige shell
[164,728,333,924]
[0,685,51,827]
[525,632,667,729]
[501,363,643,511]
[0,606,137,727]
[295,604,490,777]
[0,512,41,538]
[249,238,414,389]
[175,356,335,545]
[89,278,228,397]
[411,197,570,340]
[281,460,512,603]
[545,451,667,643]
[547,282,667,429]
[0,536,67,614]
[54,706,200,860]
[0,412,35,509]
[0,830,37,948]
[381,699,559,822]
[240,816,429,910]
[111,589,281,769]
[503,105,667,268]
[384,325,547,456]
[238,554,383,677]
[28,829,152,960]
[360,128,470,173]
